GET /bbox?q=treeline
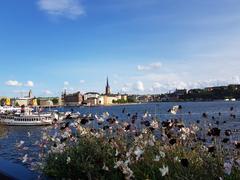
[180,88,240,101]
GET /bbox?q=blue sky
[0,0,240,97]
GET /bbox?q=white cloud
[38,0,85,19]
[43,90,53,95]
[121,87,128,93]
[134,81,145,92]
[13,90,28,94]
[120,83,131,93]
[5,80,23,87]
[64,81,69,86]
[25,81,34,87]
[137,62,162,71]
[80,80,85,84]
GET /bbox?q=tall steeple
[28,89,33,98]
[105,77,111,95]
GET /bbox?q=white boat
[0,112,63,126]
[231,98,236,102]
[0,106,33,113]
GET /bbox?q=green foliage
[37,98,40,106]
[43,133,240,179]
[43,137,124,179]
[181,87,240,101]
[113,99,131,104]
[51,98,59,105]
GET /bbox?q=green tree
[52,98,59,105]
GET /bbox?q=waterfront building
[85,97,99,106]
[62,90,83,106]
[83,92,100,106]
[137,95,151,103]
[14,98,30,106]
[84,92,100,100]
[99,78,128,105]
[174,89,187,96]
[188,89,203,94]
[39,98,54,107]
[12,90,37,107]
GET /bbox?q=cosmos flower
[66,157,71,164]
[159,151,166,158]
[159,165,169,176]
[114,161,124,169]
[134,147,144,160]
[151,120,159,129]
[22,154,28,163]
[174,156,180,162]
[170,105,180,115]
[224,162,232,175]
[27,132,31,137]
[16,140,25,148]
[153,155,160,162]
[102,163,109,171]
[236,159,240,167]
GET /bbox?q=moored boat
[0,112,63,126]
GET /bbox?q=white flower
[153,155,160,162]
[170,105,179,115]
[159,151,166,158]
[143,113,148,118]
[22,154,28,163]
[33,141,39,145]
[174,156,180,162]
[23,147,29,150]
[159,165,169,176]
[16,140,25,148]
[66,157,71,164]
[114,161,124,169]
[122,165,134,179]
[151,120,159,129]
[124,158,131,165]
[102,163,109,171]
[224,162,232,175]
[102,112,109,118]
[191,124,199,132]
[148,140,155,146]
[181,127,190,135]
[236,159,240,166]
[27,132,31,137]
[134,147,144,160]
[42,132,48,140]
[115,149,119,156]
[180,134,187,140]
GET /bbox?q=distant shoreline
[38,100,239,109]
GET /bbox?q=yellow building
[5,98,11,106]
[99,78,128,106]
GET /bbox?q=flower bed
[39,112,240,179]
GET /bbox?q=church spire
[105,77,111,95]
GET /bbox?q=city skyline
[1,0,240,97]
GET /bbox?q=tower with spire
[105,77,111,95]
[28,89,33,98]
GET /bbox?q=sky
[1,0,240,97]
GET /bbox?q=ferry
[0,106,33,113]
[0,112,63,126]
